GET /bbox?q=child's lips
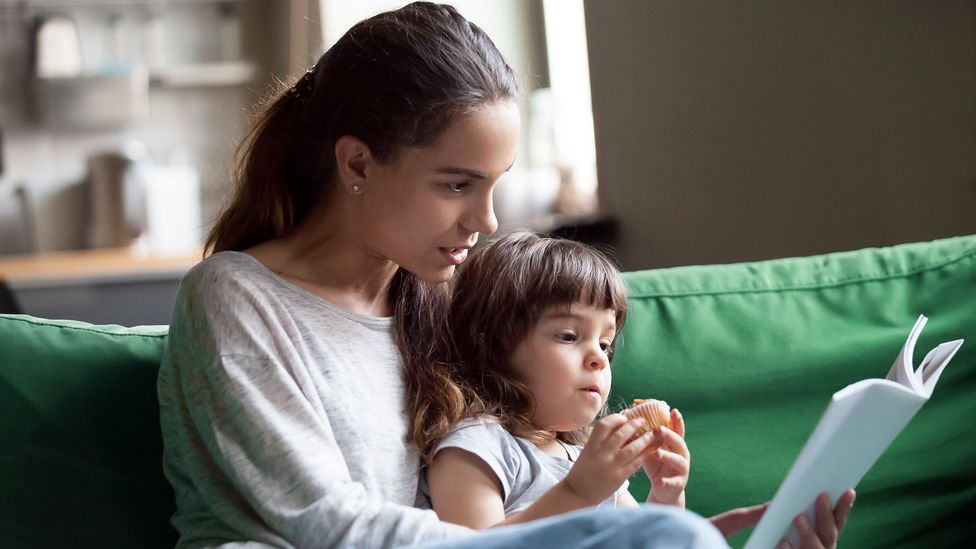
[580,385,603,399]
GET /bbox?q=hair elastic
[288,67,316,99]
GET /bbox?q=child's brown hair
[417,231,628,462]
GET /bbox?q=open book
[744,315,963,549]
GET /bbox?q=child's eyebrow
[541,311,617,331]
[540,311,579,321]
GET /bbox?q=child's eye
[446,182,471,192]
[556,332,577,343]
[601,341,615,357]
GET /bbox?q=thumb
[709,503,769,538]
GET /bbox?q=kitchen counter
[0,247,202,325]
[0,247,202,286]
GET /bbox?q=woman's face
[359,100,520,283]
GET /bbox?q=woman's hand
[562,414,656,505]
[779,490,856,549]
[644,408,690,507]
[707,489,856,545]
[709,502,769,537]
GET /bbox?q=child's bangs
[527,241,628,319]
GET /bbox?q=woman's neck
[245,203,399,317]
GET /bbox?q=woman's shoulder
[174,251,293,325]
[187,250,265,280]
[181,251,275,295]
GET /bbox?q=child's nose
[586,351,608,371]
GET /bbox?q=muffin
[622,398,671,443]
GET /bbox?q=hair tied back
[288,66,317,99]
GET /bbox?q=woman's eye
[446,182,470,192]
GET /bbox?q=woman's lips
[441,247,469,265]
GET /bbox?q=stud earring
[351,184,361,193]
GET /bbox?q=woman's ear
[334,135,371,194]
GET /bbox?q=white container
[141,163,201,255]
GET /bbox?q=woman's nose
[463,192,498,235]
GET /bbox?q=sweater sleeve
[158,262,472,548]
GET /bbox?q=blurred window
[320,0,598,228]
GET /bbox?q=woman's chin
[425,265,457,284]
[398,262,457,284]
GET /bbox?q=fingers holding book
[777,489,856,549]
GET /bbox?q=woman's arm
[159,261,469,547]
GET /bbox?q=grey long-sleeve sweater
[157,252,471,548]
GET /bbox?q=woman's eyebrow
[436,167,488,179]
[435,160,516,180]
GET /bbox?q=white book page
[884,315,927,393]
[919,341,963,395]
[743,382,926,549]
[745,315,963,549]
[884,315,963,397]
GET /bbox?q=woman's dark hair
[205,2,519,456]
[418,231,629,462]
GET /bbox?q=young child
[421,231,691,530]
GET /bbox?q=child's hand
[561,413,656,506]
[644,408,689,508]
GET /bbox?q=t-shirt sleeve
[615,479,631,504]
[159,263,471,547]
[432,419,521,500]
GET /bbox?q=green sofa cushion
[2,235,973,548]
[612,234,976,548]
[0,315,176,548]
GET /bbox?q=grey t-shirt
[157,251,471,548]
[426,417,629,516]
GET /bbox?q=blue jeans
[411,505,729,549]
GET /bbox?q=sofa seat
[2,234,974,548]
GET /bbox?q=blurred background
[0,0,973,324]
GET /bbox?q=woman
[158,3,853,547]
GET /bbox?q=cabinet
[5,0,259,129]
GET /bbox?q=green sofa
[2,235,974,548]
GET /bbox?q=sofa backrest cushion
[0,315,176,548]
[3,235,974,548]
[612,234,976,547]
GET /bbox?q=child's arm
[427,447,595,528]
[426,447,509,529]
[428,414,656,529]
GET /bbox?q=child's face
[510,303,616,433]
